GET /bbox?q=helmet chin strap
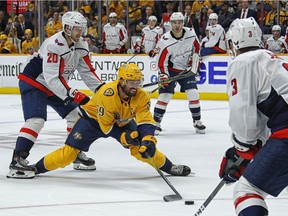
[64,26,77,43]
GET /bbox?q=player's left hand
[115,45,122,53]
[139,135,157,158]
[68,88,90,105]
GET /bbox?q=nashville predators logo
[104,88,114,96]
[73,132,83,140]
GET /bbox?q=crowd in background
[0,0,288,54]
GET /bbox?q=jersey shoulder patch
[104,88,114,96]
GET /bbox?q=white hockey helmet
[62,11,87,32]
[272,25,281,32]
[209,13,218,20]
[148,15,157,21]
[170,12,184,22]
[109,12,117,18]
[228,17,262,51]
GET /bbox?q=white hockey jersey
[19,31,102,101]
[204,24,227,51]
[141,26,163,53]
[102,23,128,50]
[157,27,200,74]
[265,36,287,54]
[227,49,288,146]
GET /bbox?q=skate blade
[73,164,96,171]
[6,169,35,179]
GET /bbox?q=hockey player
[102,12,128,53]
[200,13,227,57]
[29,64,191,178]
[264,24,287,54]
[7,11,102,179]
[153,12,206,135]
[141,15,163,56]
[219,17,288,216]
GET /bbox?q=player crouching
[16,64,191,178]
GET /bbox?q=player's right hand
[159,73,169,87]
[68,88,90,105]
[120,131,139,148]
[219,147,250,184]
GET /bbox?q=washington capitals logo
[55,39,64,46]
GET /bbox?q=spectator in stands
[0,34,18,53]
[45,11,62,38]
[118,9,128,28]
[108,1,124,19]
[136,6,155,36]
[102,12,128,53]
[95,6,107,26]
[191,0,211,21]
[160,1,175,33]
[265,24,287,54]
[0,10,7,33]
[200,13,227,57]
[84,34,100,53]
[234,0,257,20]
[183,4,200,38]
[16,14,34,44]
[199,6,211,38]
[265,0,287,34]
[23,2,36,24]
[21,28,39,54]
[87,18,98,39]
[128,0,142,36]
[141,15,163,55]
[218,2,234,32]
[256,2,268,26]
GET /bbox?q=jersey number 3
[47,53,58,63]
[231,78,237,96]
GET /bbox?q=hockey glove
[67,88,90,105]
[159,73,169,87]
[219,147,250,184]
[120,131,139,148]
[139,135,157,158]
[115,45,122,53]
[148,49,157,57]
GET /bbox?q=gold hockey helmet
[118,64,142,81]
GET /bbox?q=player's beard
[123,87,137,97]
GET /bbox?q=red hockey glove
[219,147,250,184]
[120,131,139,148]
[138,135,157,158]
[148,49,157,57]
[68,88,90,105]
[159,73,169,87]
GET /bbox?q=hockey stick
[126,53,138,63]
[145,152,182,202]
[193,157,245,216]
[142,70,193,88]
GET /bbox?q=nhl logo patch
[104,88,114,96]
[73,132,82,140]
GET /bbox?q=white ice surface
[0,95,287,216]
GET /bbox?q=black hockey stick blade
[163,194,183,202]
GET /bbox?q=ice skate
[154,122,162,136]
[73,152,96,170]
[7,156,36,179]
[167,165,191,176]
[193,120,206,134]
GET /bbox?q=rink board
[2,53,286,100]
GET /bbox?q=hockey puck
[185,200,194,205]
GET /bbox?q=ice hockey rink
[0,94,287,216]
